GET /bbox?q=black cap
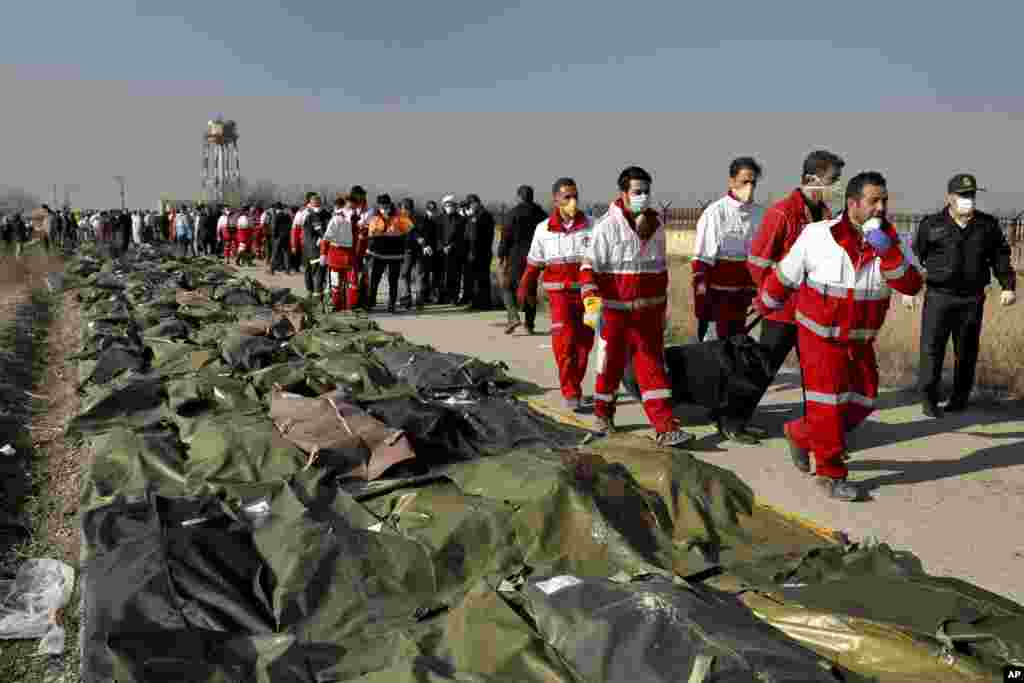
[948,173,985,195]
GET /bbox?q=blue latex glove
[864,226,891,252]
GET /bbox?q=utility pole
[113,176,126,210]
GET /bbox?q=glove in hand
[1001,291,1016,306]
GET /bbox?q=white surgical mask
[955,197,975,213]
[862,217,883,231]
[628,194,650,213]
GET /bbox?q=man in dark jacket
[269,203,292,274]
[296,193,328,297]
[399,198,434,309]
[461,194,495,309]
[436,194,466,305]
[498,184,547,333]
[910,173,1016,416]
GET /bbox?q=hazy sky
[3,0,1023,211]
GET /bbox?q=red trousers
[548,291,594,400]
[787,328,878,479]
[708,289,755,339]
[327,267,360,311]
[222,230,236,259]
[235,228,252,255]
[593,304,676,433]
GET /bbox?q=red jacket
[759,215,923,344]
[580,199,668,310]
[747,189,830,324]
[518,210,592,301]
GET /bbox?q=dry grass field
[666,258,1024,399]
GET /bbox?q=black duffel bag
[622,316,773,417]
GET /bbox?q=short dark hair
[376,193,392,206]
[617,166,652,192]
[729,156,762,179]
[551,177,577,196]
[400,198,415,212]
[517,185,534,202]
[802,150,845,181]
[304,191,319,203]
[845,171,887,202]
[465,193,481,205]
[350,185,366,197]
[334,196,346,209]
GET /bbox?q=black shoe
[783,423,811,474]
[944,397,969,413]
[525,326,535,335]
[921,399,944,419]
[814,476,861,502]
[718,419,760,445]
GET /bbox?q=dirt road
[248,265,1024,604]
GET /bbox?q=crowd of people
[3,151,1017,502]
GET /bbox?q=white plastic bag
[0,559,76,655]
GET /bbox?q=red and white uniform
[759,215,923,478]
[258,209,272,258]
[692,193,764,338]
[236,212,252,254]
[218,211,236,259]
[321,208,360,311]
[518,211,594,400]
[291,208,307,255]
[747,189,831,325]
[580,199,676,433]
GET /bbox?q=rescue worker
[518,177,594,412]
[581,166,693,448]
[366,194,412,313]
[909,173,1016,417]
[219,207,236,262]
[462,194,496,309]
[499,184,548,334]
[399,198,433,309]
[321,195,360,311]
[235,205,253,266]
[693,157,764,340]
[437,194,467,305]
[343,186,373,308]
[757,171,923,501]
[746,150,845,424]
[293,192,328,298]
[691,156,766,444]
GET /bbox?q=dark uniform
[400,206,436,309]
[436,207,466,304]
[302,208,329,296]
[912,174,1016,413]
[461,197,495,309]
[498,193,547,331]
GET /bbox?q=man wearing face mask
[437,194,466,305]
[293,192,327,299]
[398,198,432,310]
[581,166,694,448]
[757,172,923,501]
[499,185,548,334]
[518,178,594,412]
[692,156,766,444]
[748,151,845,379]
[909,173,1016,417]
[366,194,412,313]
[460,194,496,309]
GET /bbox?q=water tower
[201,115,241,205]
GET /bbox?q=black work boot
[783,423,811,474]
[718,417,760,445]
[944,395,969,413]
[814,476,860,502]
[921,398,944,419]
